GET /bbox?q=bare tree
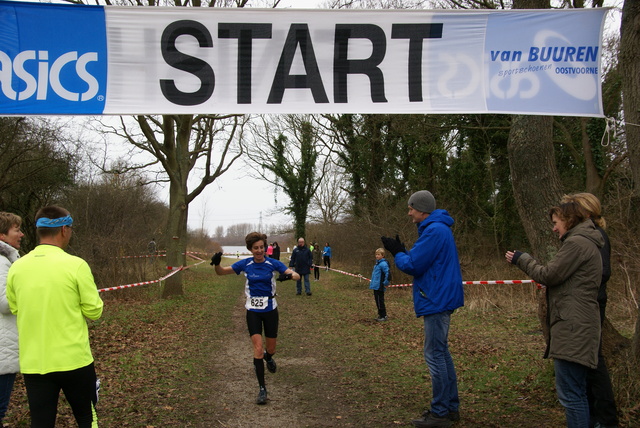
[308,162,350,224]
[244,115,328,239]
[100,114,245,297]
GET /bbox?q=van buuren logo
[0,50,100,102]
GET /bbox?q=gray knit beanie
[408,190,436,213]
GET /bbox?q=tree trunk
[294,210,307,242]
[162,187,188,298]
[634,308,640,362]
[507,115,563,342]
[507,115,563,260]
[581,118,603,197]
[161,115,192,298]
[620,0,640,229]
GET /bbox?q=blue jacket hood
[418,209,454,232]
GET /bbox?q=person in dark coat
[506,201,604,428]
[271,242,281,261]
[289,238,313,296]
[561,193,619,428]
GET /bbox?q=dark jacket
[394,209,464,317]
[515,219,603,369]
[596,225,610,312]
[289,245,313,275]
[312,246,322,266]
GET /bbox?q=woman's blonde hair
[561,193,606,229]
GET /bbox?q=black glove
[510,251,523,265]
[210,252,223,266]
[277,273,292,282]
[381,234,406,257]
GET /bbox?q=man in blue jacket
[382,190,464,428]
[289,237,313,296]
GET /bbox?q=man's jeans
[423,311,459,417]
[555,358,590,428]
[296,274,311,294]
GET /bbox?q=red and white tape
[98,259,206,293]
[118,253,167,259]
[315,265,539,289]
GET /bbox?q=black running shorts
[246,308,279,338]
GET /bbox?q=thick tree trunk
[581,118,603,197]
[162,188,188,298]
[507,116,563,260]
[620,0,640,228]
[620,0,640,364]
[507,115,563,342]
[161,115,192,298]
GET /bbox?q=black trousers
[586,305,618,426]
[373,289,386,318]
[23,363,98,428]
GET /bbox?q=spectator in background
[561,193,619,428]
[147,238,157,264]
[369,248,390,322]
[312,243,322,281]
[290,238,313,296]
[382,190,464,428]
[266,243,273,258]
[272,242,281,261]
[0,212,23,426]
[322,243,332,271]
[7,206,104,428]
[147,238,157,255]
[210,232,299,405]
[506,201,603,428]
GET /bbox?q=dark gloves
[381,234,406,257]
[210,252,223,266]
[277,273,293,282]
[510,251,523,265]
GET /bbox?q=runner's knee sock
[254,358,265,388]
[265,351,274,362]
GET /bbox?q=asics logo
[0,50,100,102]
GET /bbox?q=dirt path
[198,294,348,428]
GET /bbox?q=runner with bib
[210,232,299,405]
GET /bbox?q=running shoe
[256,387,267,405]
[264,352,277,373]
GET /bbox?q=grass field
[3,261,637,427]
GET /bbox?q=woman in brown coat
[505,201,603,428]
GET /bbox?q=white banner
[0,2,609,116]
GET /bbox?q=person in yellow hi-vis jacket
[7,206,103,428]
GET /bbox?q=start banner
[0,1,608,116]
